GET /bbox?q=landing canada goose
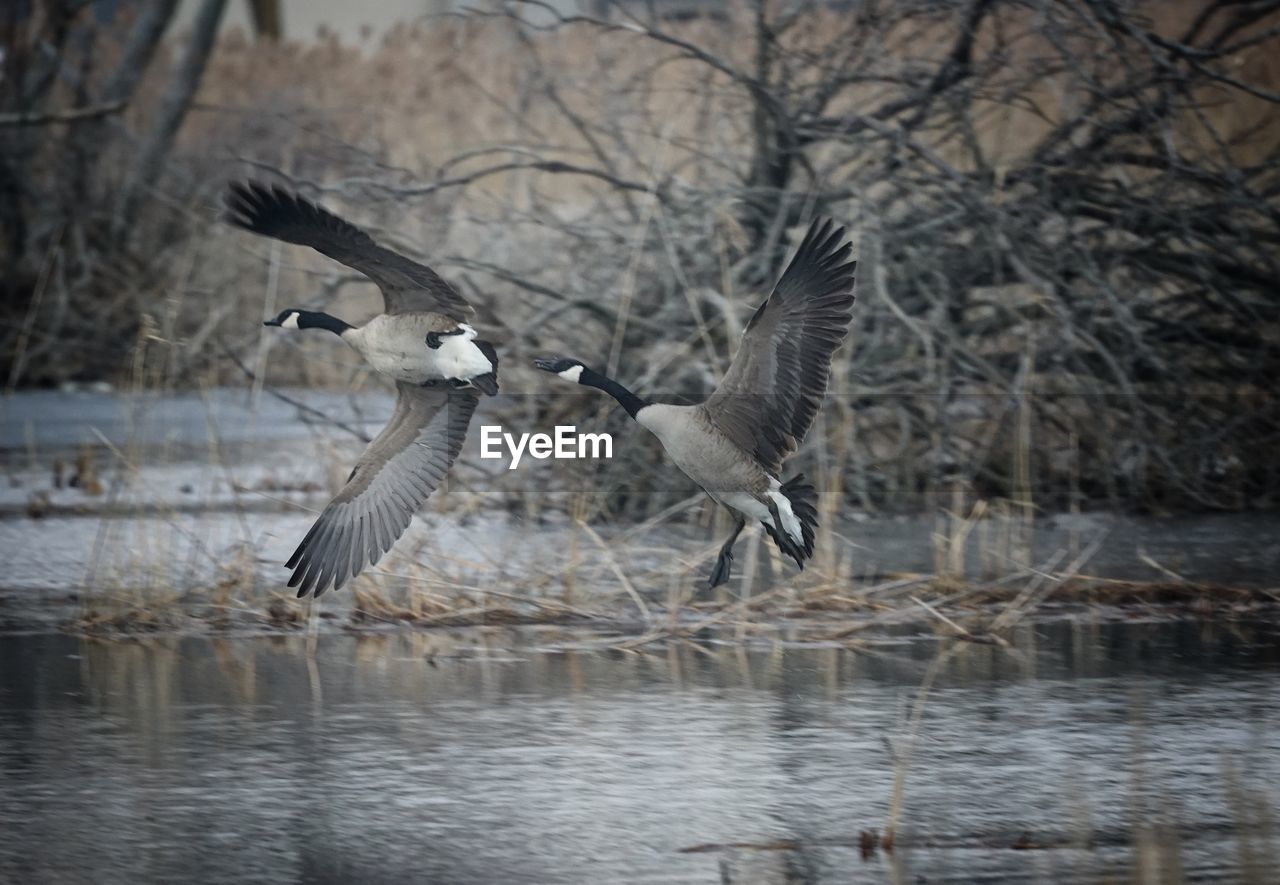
[224,181,497,597]
[535,219,855,588]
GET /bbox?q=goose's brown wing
[701,219,856,475]
[285,384,478,597]
[225,180,475,320]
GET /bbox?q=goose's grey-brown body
[225,181,496,596]
[634,405,771,503]
[341,313,493,386]
[535,218,855,587]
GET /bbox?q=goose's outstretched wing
[285,384,478,597]
[701,219,856,475]
[224,180,475,320]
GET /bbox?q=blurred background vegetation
[3,0,1278,520]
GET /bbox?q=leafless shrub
[4,0,1278,520]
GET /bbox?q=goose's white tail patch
[437,329,493,380]
[768,480,804,547]
[717,483,804,548]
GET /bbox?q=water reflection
[1,620,1277,883]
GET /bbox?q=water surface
[1,620,1277,883]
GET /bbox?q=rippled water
[1,620,1277,883]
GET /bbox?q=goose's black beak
[263,318,281,327]
[533,359,558,372]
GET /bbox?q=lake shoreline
[4,576,1274,644]
[4,388,1277,643]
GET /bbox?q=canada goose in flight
[535,219,855,588]
[224,181,497,597]
[225,181,499,395]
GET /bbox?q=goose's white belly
[344,321,490,384]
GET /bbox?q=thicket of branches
[3,1,1278,515]
[1,0,232,387]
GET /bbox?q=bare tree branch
[0,100,125,127]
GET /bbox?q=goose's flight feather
[702,218,857,475]
[286,384,478,597]
[224,181,475,320]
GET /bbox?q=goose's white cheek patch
[558,366,584,383]
[281,313,300,330]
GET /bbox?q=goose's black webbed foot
[471,374,499,396]
[706,515,746,589]
[707,551,733,588]
[421,378,473,390]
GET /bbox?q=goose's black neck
[298,311,353,336]
[579,367,649,419]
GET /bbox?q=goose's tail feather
[762,473,819,569]
[470,339,499,395]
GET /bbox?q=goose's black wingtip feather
[789,217,849,269]
[223,179,377,257]
[771,216,856,308]
[222,179,279,234]
[807,218,850,266]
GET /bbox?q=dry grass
[58,433,1275,639]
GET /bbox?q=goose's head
[534,357,587,384]
[263,309,303,330]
